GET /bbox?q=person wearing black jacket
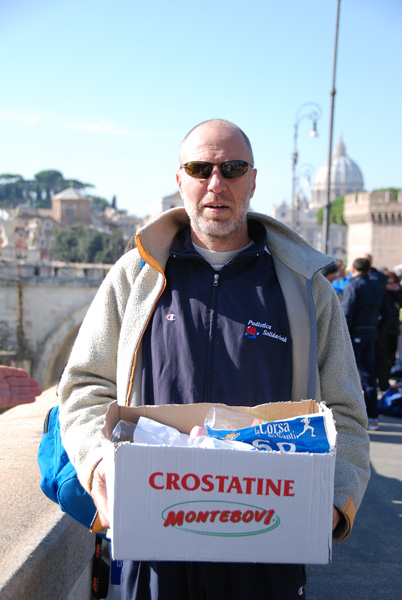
[342,257,388,430]
[384,271,402,375]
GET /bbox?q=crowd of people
[324,254,402,431]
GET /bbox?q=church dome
[310,137,364,209]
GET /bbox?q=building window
[40,237,47,248]
[65,206,74,218]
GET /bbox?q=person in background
[342,257,388,431]
[0,365,42,409]
[321,262,338,284]
[360,252,388,288]
[58,119,370,600]
[359,253,393,392]
[383,271,402,379]
[332,259,351,301]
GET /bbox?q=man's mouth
[204,202,229,211]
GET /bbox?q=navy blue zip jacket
[342,273,387,332]
[141,221,293,407]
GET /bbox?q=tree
[33,170,65,207]
[0,174,28,207]
[88,194,111,211]
[316,196,345,226]
[52,225,125,264]
[0,170,95,208]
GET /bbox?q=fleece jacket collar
[136,207,333,281]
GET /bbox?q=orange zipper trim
[125,233,167,406]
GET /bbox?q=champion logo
[166,313,177,322]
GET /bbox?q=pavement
[306,414,402,599]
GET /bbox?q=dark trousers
[121,561,306,600]
[375,324,390,391]
[351,328,378,418]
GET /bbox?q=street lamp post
[294,163,315,230]
[322,0,341,254]
[291,102,322,231]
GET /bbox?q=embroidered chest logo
[244,320,288,343]
[166,313,177,322]
[245,326,259,339]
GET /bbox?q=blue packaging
[205,413,331,454]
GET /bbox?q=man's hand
[0,365,42,409]
[333,507,341,531]
[91,460,110,529]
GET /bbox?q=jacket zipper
[207,271,220,402]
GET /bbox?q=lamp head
[309,120,318,138]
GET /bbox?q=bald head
[360,252,373,265]
[179,119,254,165]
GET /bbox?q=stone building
[0,187,146,261]
[310,137,364,209]
[343,190,402,269]
[272,137,365,259]
[148,190,183,219]
[51,187,92,226]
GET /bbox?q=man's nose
[207,166,226,193]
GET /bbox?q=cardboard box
[103,400,336,564]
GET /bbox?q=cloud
[0,110,40,125]
[63,118,149,137]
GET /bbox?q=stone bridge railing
[0,260,111,281]
[0,260,112,390]
[0,386,95,600]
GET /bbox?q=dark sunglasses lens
[184,162,213,179]
[220,161,250,178]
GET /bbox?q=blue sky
[1,0,401,217]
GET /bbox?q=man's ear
[176,170,184,197]
[250,168,257,199]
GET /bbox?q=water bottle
[110,419,136,443]
[204,405,264,431]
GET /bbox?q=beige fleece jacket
[58,208,370,542]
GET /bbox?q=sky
[1,0,401,218]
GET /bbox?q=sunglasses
[180,160,253,180]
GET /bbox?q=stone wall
[343,190,402,268]
[0,261,110,388]
[0,387,94,600]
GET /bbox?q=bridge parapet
[0,387,94,600]
[0,260,112,389]
[0,260,111,281]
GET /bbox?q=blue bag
[37,405,98,529]
[378,384,402,418]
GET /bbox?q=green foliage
[316,196,345,226]
[372,187,401,201]
[52,225,125,264]
[88,195,111,210]
[0,174,29,207]
[0,170,94,208]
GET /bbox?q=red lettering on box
[284,480,295,496]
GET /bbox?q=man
[360,253,392,392]
[58,119,370,600]
[342,257,388,431]
[0,365,41,409]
